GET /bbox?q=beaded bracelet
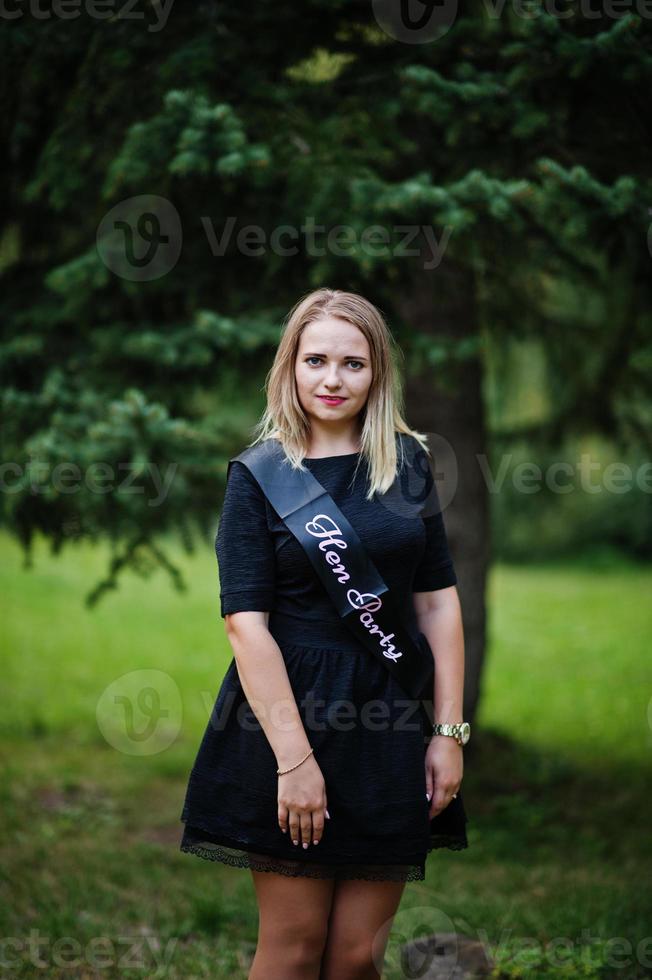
[277,746,314,775]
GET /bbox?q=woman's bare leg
[319,878,408,980]
[249,869,335,980]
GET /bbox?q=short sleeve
[412,497,458,593]
[215,460,276,617]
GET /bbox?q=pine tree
[2,2,650,722]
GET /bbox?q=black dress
[179,440,469,881]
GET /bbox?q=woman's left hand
[425,735,463,819]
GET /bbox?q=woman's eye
[306,357,363,369]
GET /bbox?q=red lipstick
[317,396,347,406]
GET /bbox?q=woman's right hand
[277,755,329,849]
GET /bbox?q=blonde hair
[248,287,431,499]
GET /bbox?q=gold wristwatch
[432,722,471,746]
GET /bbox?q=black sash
[229,436,437,735]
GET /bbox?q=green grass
[1,529,650,979]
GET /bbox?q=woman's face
[295,316,372,428]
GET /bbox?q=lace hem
[180,838,426,881]
[179,823,468,881]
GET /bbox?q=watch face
[460,722,471,745]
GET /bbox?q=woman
[179,287,469,979]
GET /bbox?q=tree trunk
[398,259,490,730]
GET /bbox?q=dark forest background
[2,4,651,977]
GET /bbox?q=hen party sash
[229,436,438,732]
